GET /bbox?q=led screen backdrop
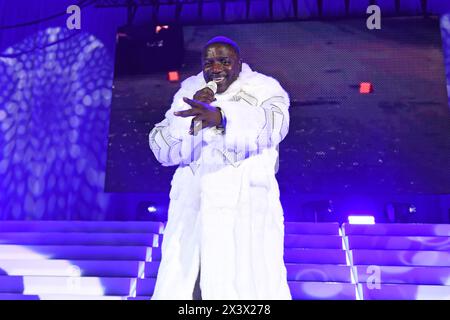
[106,17,450,195]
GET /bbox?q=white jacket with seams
[149,63,292,300]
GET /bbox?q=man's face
[202,43,242,94]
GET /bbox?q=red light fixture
[168,71,180,82]
[360,82,373,94]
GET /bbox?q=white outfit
[149,63,291,300]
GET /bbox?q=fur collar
[180,63,288,104]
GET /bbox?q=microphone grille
[205,81,218,94]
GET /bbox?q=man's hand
[174,97,222,135]
[193,87,216,104]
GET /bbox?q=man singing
[149,36,291,300]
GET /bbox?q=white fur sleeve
[216,91,290,162]
[148,87,203,167]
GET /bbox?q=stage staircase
[0,221,449,300]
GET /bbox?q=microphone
[205,81,218,95]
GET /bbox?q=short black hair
[203,36,240,57]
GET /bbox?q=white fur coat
[149,63,291,299]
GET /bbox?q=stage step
[0,245,157,261]
[128,296,152,300]
[0,221,448,300]
[284,235,342,249]
[134,278,357,300]
[141,262,353,282]
[136,279,157,296]
[284,248,347,264]
[346,235,450,251]
[4,283,449,300]
[288,281,357,300]
[0,260,147,277]
[351,249,450,267]
[0,294,40,300]
[144,262,161,278]
[359,283,450,300]
[0,293,156,300]
[0,293,125,300]
[342,223,450,237]
[355,265,450,286]
[0,221,164,234]
[0,276,133,296]
[286,264,352,282]
[285,222,340,235]
[0,232,160,247]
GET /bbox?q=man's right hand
[193,87,216,104]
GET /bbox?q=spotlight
[137,201,161,221]
[155,25,169,34]
[348,215,375,225]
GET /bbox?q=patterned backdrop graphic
[0,28,113,220]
